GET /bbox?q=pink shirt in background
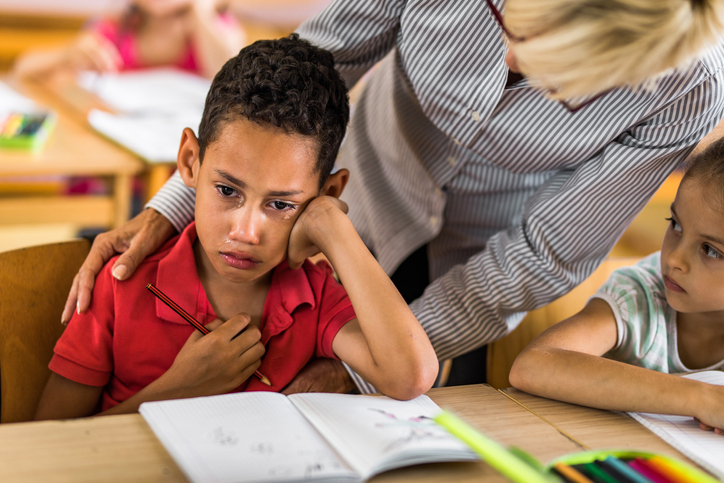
[92,12,238,74]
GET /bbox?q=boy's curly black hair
[197,34,350,187]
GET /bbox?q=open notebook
[139,392,477,483]
[626,371,724,480]
[79,69,211,163]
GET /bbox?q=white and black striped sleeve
[296,0,404,88]
[411,76,724,362]
[346,71,724,394]
[145,170,195,234]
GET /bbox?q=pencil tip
[261,375,271,386]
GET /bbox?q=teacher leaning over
[64,0,724,391]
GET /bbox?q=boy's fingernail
[76,302,80,314]
[112,265,128,280]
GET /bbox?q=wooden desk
[28,74,178,202]
[0,78,144,228]
[0,385,705,483]
[500,388,692,460]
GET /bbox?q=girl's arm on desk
[13,31,121,80]
[509,298,724,433]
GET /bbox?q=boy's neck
[193,240,272,327]
[676,311,724,369]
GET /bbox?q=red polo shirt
[50,223,356,411]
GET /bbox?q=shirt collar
[260,259,317,341]
[272,259,316,312]
[155,222,215,325]
[155,222,317,330]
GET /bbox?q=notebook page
[0,81,39,118]
[626,371,724,480]
[289,393,477,480]
[88,108,200,163]
[82,68,209,163]
[78,68,210,114]
[140,393,358,483]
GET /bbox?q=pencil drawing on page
[368,408,448,452]
[208,426,240,446]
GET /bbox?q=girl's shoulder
[604,252,664,296]
[594,252,669,334]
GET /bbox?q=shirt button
[430,216,439,228]
[453,138,461,146]
[471,110,481,122]
[447,156,456,166]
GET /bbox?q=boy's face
[660,177,724,315]
[178,118,323,286]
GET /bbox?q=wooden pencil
[146,283,271,386]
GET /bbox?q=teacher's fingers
[61,273,81,325]
[111,209,176,282]
[63,233,121,323]
[75,231,127,315]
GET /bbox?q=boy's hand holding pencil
[165,313,266,393]
[158,312,266,396]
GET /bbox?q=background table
[0,77,143,230]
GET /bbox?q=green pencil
[434,410,560,483]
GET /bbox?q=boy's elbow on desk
[376,349,439,401]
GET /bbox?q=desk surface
[500,388,690,458]
[0,77,143,178]
[0,385,701,483]
[1,77,144,228]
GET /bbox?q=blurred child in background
[13,0,245,80]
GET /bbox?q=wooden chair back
[486,257,641,389]
[0,239,90,423]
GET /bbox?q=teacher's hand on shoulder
[61,208,175,324]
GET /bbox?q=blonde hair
[505,0,724,100]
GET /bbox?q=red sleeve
[49,260,117,387]
[313,261,357,359]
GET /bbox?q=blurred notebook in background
[79,68,211,163]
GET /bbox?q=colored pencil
[553,462,594,483]
[576,462,618,483]
[646,456,708,483]
[628,458,677,483]
[146,283,271,386]
[433,411,555,483]
[600,456,654,483]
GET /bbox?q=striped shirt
[596,253,724,374]
[147,0,724,393]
